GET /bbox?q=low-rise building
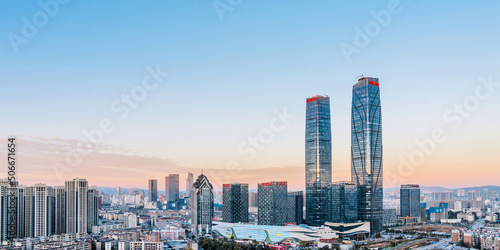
[129,241,163,250]
[152,225,185,240]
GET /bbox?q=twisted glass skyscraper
[305,95,331,226]
[351,77,383,234]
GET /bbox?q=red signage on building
[276,182,287,186]
[369,80,379,86]
[223,184,230,188]
[307,97,317,103]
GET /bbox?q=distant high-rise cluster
[0,178,99,241]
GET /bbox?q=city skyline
[2,1,500,190]
[2,1,500,248]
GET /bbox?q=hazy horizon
[2,1,500,191]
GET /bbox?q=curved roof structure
[193,174,213,189]
[212,222,338,243]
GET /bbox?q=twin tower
[305,77,383,234]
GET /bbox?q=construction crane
[402,216,414,231]
[441,198,446,231]
[420,196,427,233]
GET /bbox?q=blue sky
[1,1,499,189]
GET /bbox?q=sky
[1,1,499,192]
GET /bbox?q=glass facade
[148,179,158,202]
[351,77,383,234]
[213,222,338,243]
[326,182,358,223]
[305,95,331,226]
[287,191,304,225]
[400,184,421,219]
[258,182,288,226]
[165,174,179,202]
[222,183,249,223]
[191,174,214,235]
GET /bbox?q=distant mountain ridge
[385,185,500,194]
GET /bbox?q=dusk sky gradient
[1,1,499,191]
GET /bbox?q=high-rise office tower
[165,174,180,202]
[222,183,249,223]
[430,191,452,201]
[351,77,383,234]
[65,178,88,234]
[186,173,194,209]
[287,191,304,225]
[148,179,158,203]
[186,173,194,195]
[191,174,214,235]
[87,187,99,233]
[326,182,358,223]
[400,184,421,223]
[483,189,489,200]
[54,186,66,235]
[258,181,288,226]
[305,95,332,226]
[468,190,476,201]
